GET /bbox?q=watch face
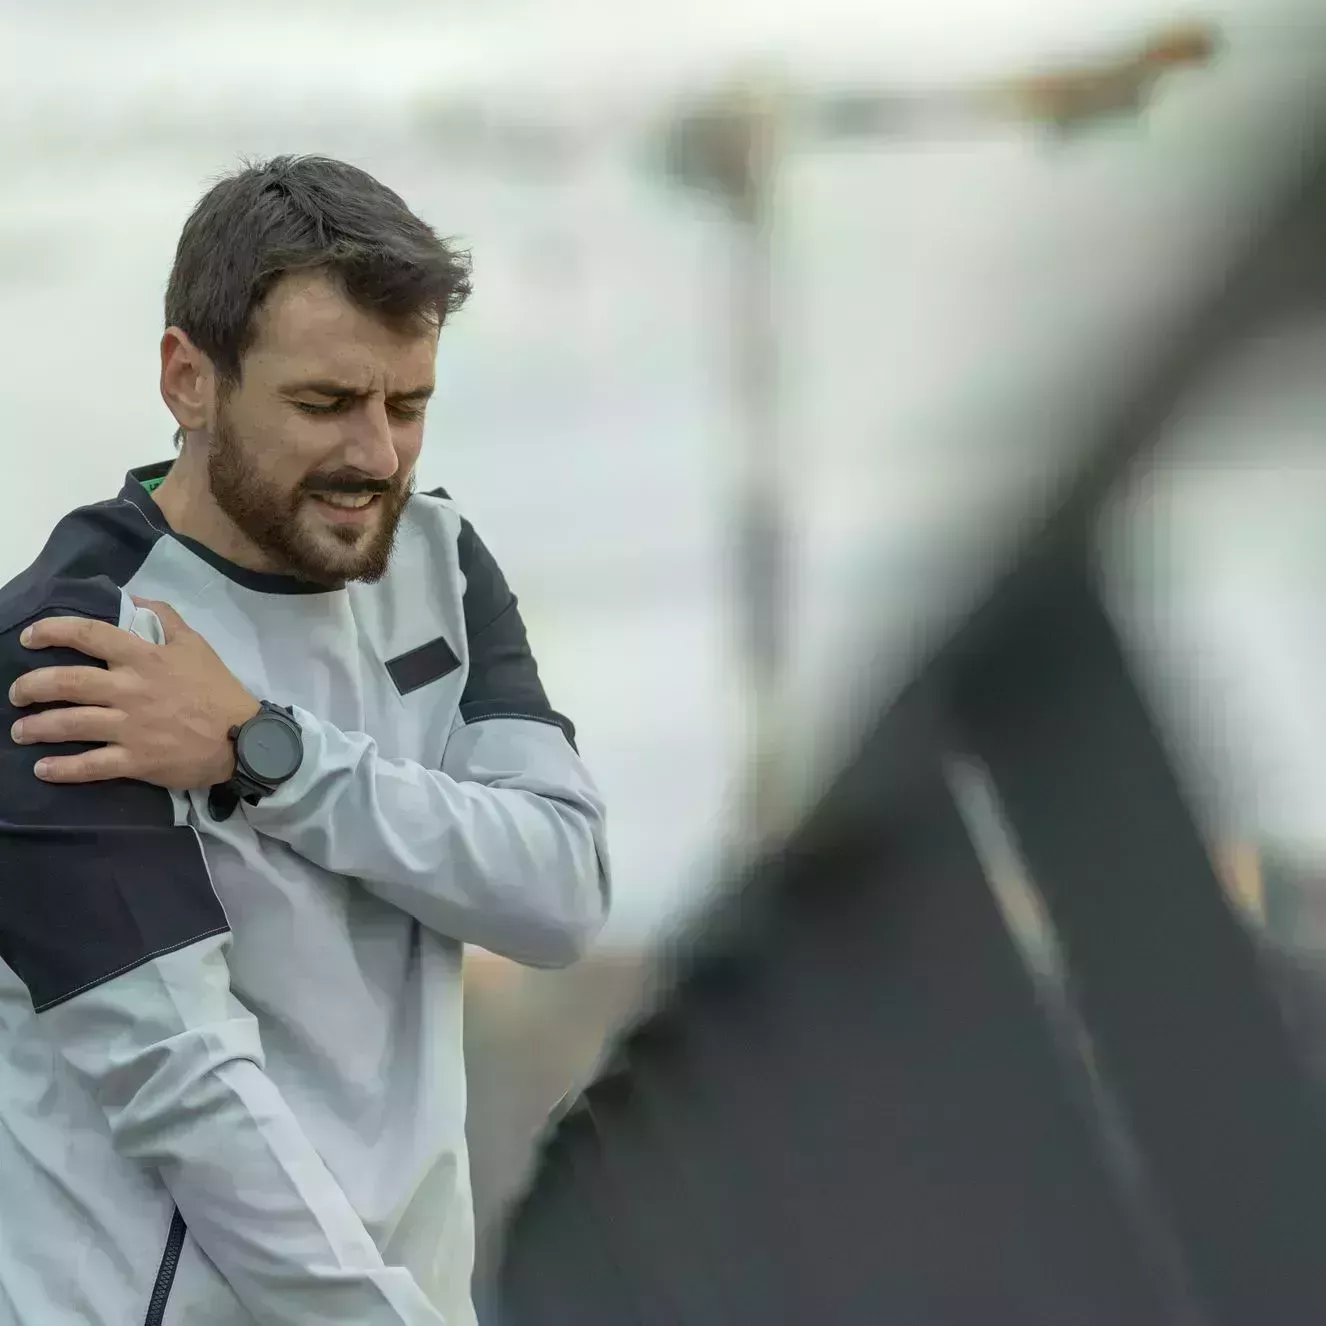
[239,714,303,783]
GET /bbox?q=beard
[207,411,413,586]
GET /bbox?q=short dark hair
[165,155,471,382]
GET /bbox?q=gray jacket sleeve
[244,517,611,968]
[0,589,445,1326]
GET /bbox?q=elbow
[497,893,604,970]
[537,890,608,969]
[520,813,611,969]
[524,863,608,970]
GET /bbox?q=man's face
[207,271,438,585]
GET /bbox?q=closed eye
[293,399,426,421]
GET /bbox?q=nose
[342,398,400,481]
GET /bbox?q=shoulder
[16,490,164,604]
[407,486,509,597]
[405,484,463,547]
[0,485,160,652]
[410,484,457,515]
[405,484,527,636]
[0,574,126,671]
[0,575,166,830]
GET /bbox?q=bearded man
[0,155,610,1326]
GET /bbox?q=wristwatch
[207,701,304,822]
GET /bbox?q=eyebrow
[281,380,435,402]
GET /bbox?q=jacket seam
[0,600,120,640]
[468,597,517,641]
[33,925,231,1013]
[462,711,562,728]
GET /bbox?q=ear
[160,328,217,441]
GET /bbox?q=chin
[289,499,401,584]
[284,529,360,580]
[315,537,396,584]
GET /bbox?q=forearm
[245,707,610,966]
[49,939,444,1326]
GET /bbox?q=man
[0,156,610,1325]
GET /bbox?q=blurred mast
[661,20,1220,851]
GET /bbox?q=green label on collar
[140,476,165,495]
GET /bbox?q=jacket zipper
[144,1206,188,1326]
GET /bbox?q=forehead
[243,270,439,385]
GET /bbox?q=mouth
[307,492,383,524]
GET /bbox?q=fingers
[20,615,151,664]
[11,705,126,747]
[132,597,191,640]
[8,666,120,709]
[32,745,134,784]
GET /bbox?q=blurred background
[4,0,1326,1297]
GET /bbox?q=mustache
[302,474,397,496]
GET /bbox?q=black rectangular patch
[386,634,461,696]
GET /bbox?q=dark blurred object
[464,954,653,1273]
[1257,842,1326,948]
[1262,938,1326,1090]
[495,63,1326,1326]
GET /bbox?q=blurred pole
[731,84,787,851]
[663,77,791,851]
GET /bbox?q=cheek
[273,418,352,487]
[222,401,317,482]
[394,426,425,475]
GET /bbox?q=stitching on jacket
[33,925,232,1014]
[463,711,563,728]
[1,601,119,640]
[468,598,518,640]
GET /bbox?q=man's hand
[9,599,260,788]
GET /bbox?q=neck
[151,443,284,574]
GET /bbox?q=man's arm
[0,583,444,1326]
[244,515,611,967]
